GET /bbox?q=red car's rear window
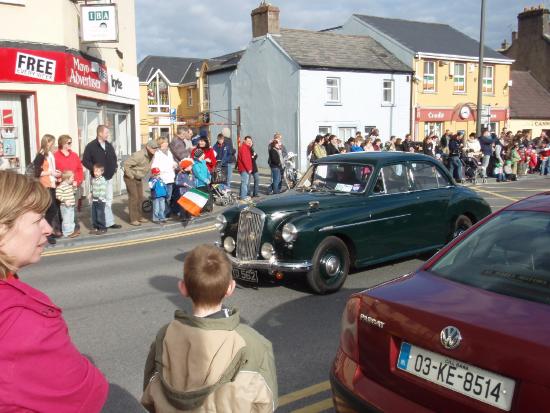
[430,211,550,306]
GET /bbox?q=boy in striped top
[56,170,79,238]
[89,164,107,235]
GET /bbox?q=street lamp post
[476,0,486,137]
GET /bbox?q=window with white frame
[453,63,466,93]
[423,61,436,92]
[319,126,332,136]
[147,72,170,113]
[382,80,394,104]
[338,127,356,141]
[482,65,494,94]
[326,77,341,103]
[187,89,193,107]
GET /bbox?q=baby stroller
[461,154,485,184]
[211,183,237,206]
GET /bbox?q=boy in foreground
[142,244,278,412]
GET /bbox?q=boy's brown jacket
[142,308,278,413]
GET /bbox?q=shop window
[453,63,466,93]
[147,72,170,113]
[423,61,436,92]
[482,65,494,94]
[326,77,341,104]
[187,89,193,107]
[382,80,394,105]
[148,126,170,140]
[424,122,443,138]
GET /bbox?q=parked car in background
[330,192,550,412]
[216,152,491,294]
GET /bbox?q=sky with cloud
[135,0,550,62]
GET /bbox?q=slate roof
[510,71,550,119]
[272,28,411,72]
[354,15,509,61]
[207,50,245,74]
[137,56,205,84]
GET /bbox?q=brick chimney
[517,5,549,40]
[251,2,280,38]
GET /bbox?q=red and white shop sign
[489,109,507,121]
[416,108,454,122]
[0,47,108,93]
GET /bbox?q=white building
[0,0,139,193]
[208,4,412,170]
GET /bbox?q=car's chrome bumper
[226,253,312,273]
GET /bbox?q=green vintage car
[216,152,491,294]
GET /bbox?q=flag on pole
[177,188,209,216]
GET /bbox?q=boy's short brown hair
[183,245,232,307]
[61,170,74,181]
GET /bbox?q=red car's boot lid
[356,272,550,412]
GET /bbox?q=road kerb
[292,398,334,413]
[278,381,331,407]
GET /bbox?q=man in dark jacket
[448,134,463,182]
[213,133,232,190]
[82,125,121,229]
[221,127,236,189]
[478,128,496,178]
[402,134,415,152]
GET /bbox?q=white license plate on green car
[232,268,258,283]
[397,342,515,411]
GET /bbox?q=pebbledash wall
[0,0,139,194]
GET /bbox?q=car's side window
[435,167,452,187]
[381,164,410,194]
[372,170,386,194]
[409,162,439,191]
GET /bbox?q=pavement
[48,169,274,249]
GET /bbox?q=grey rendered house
[207,4,412,171]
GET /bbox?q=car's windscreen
[296,163,373,193]
[430,211,550,306]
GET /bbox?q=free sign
[15,52,56,82]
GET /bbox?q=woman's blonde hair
[0,171,50,279]
[40,134,55,156]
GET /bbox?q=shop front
[415,104,508,140]
[508,119,550,139]
[0,44,139,194]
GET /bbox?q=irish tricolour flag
[177,189,209,216]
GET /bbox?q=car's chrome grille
[236,208,265,260]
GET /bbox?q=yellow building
[137,56,210,143]
[339,14,514,139]
[413,56,512,140]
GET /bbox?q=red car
[330,192,550,412]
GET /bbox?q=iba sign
[81,4,118,42]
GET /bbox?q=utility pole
[476,0,486,137]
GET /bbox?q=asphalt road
[20,176,549,412]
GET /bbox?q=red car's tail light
[340,297,361,362]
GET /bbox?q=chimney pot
[251,3,280,38]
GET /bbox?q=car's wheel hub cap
[322,254,341,277]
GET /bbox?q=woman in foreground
[0,170,108,412]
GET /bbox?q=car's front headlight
[215,214,227,231]
[261,242,275,259]
[223,236,235,253]
[282,223,298,242]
